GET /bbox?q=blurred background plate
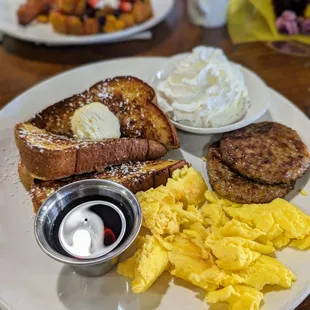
[0,0,174,45]
[267,41,310,57]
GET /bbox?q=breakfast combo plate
[0,0,174,45]
[1,48,310,310]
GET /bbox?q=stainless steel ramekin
[34,179,142,277]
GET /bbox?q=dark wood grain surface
[0,0,310,308]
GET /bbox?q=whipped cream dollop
[156,47,250,128]
[71,102,121,141]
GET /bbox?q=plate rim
[1,56,309,128]
[0,56,167,123]
[0,56,310,310]
[0,0,174,45]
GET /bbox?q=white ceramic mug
[188,0,230,28]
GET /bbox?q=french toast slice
[15,123,167,180]
[15,76,179,180]
[18,160,34,191]
[29,76,179,149]
[21,159,188,213]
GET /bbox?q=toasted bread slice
[15,123,167,180]
[25,159,188,213]
[29,76,179,149]
[15,76,179,180]
[18,160,34,191]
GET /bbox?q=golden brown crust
[15,123,167,180]
[18,161,34,191]
[15,76,179,181]
[15,124,77,180]
[147,140,168,160]
[30,159,188,212]
[29,76,178,149]
[144,102,179,149]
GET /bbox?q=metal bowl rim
[34,179,142,266]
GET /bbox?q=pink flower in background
[276,10,300,34]
[300,18,310,34]
[281,10,297,21]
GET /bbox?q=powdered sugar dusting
[0,139,33,216]
[0,145,19,186]
[18,125,80,150]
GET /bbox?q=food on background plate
[17,0,54,25]
[155,46,250,128]
[17,0,153,35]
[20,159,188,212]
[117,166,310,309]
[15,76,179,180]
[207,122,310,203]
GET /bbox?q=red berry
[88,0,99,9]
[104,227,116,246]
[120,2,132,12]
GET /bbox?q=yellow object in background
[305,4,310,18]
[37,15,49,24]
[228,0,310,45]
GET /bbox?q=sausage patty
[207,142,295,204]
[220,122,310,184]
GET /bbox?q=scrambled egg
[290,234,310,250]
[205,235,275,271]
[136,166,207,235]
[224,199,310,238]
[207,285,263,310]
[117,166,310,309]
[117,235,169,293]
[193,255,296,290]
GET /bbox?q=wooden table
[0,0,310,308]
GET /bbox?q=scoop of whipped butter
[71,102,121,140]
[156,46,250,128]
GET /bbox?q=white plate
[151,53,269,135]
[0,0,174,45]
[0,57,310,310]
